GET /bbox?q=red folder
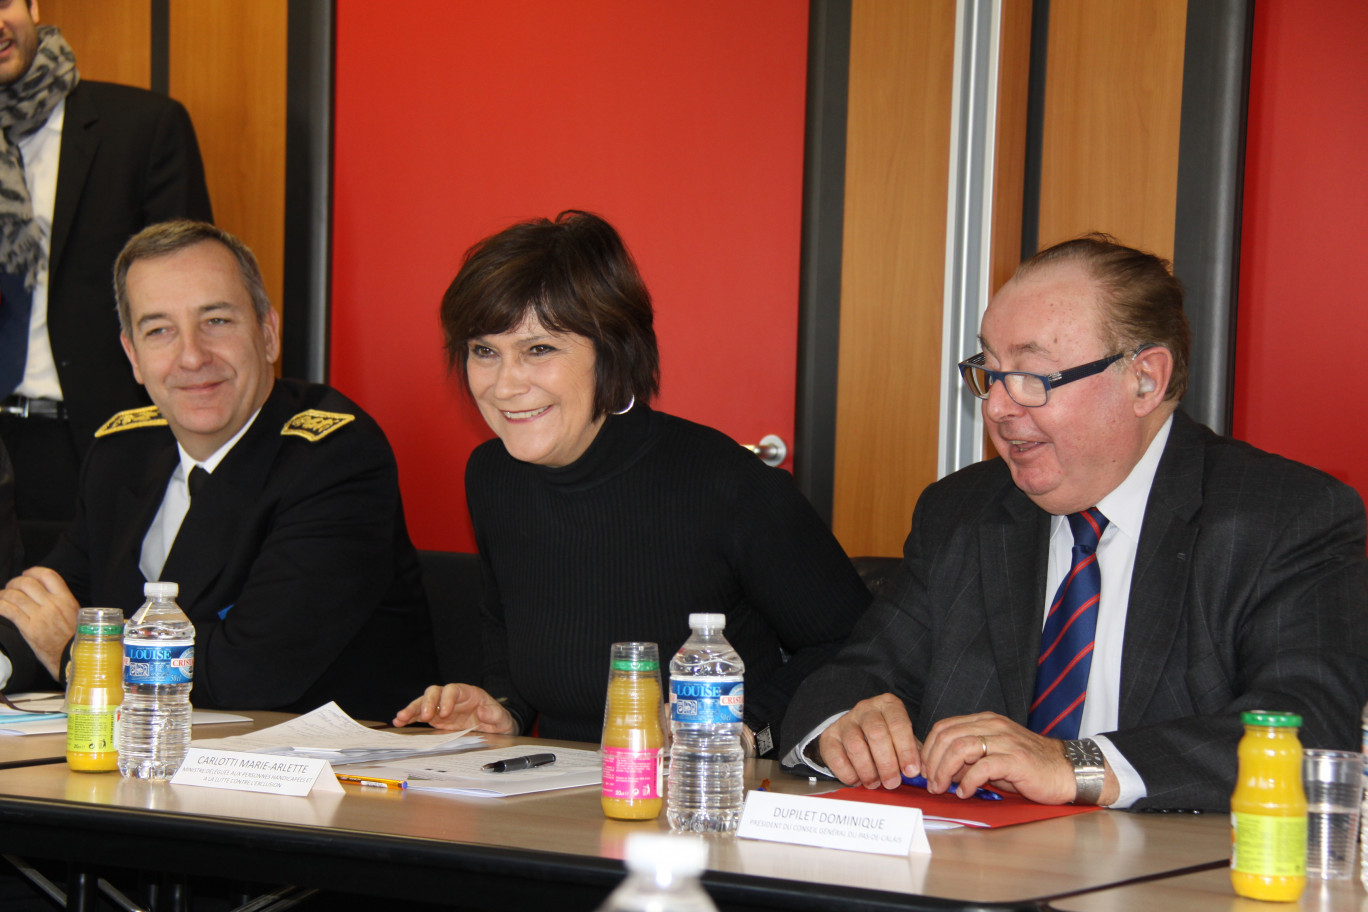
[818,785,1102,828]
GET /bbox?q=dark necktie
[0,273,33,395]
[188,465,210,500]
[1028,507,1108,740]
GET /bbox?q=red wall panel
[1236,0,1368,509]
[330,2,809,550]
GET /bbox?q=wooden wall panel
[981,0,1034,464]
[831,0,956,557]
[1037,0,1186,258]
[168,0,287,321]
[41,0,151,89]
[992,0,1032,294]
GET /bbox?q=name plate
[171,748,344,796]
[738,790,931,856]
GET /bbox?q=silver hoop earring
[611,394,635,416]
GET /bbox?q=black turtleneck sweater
[465,403,871,750]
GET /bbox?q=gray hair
[114,220,272,337]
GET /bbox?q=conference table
[1052,867,1366,912]
[0,714,1351,911]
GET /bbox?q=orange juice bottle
[1231,710,1306,901]
[65,607,124,772]
[602,642,664,820]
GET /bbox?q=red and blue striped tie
[1029,507,1108,740]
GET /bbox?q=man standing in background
[0,0,212,527]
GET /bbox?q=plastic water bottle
[1360,700,1368,891]
[666,613,745,834]
[117,581,195,779]
[595,834,717,912]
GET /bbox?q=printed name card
[171,748,344,796]
[738,790,931,856]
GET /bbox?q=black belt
[1,395,68,420]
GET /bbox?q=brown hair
[114,220,272,337]
[439,210,660,418]
[1018,233,1190,402]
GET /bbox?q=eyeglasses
[957,346,1149,407]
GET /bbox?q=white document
[0,701,251,736]
[190,701,484,763]
[349,746,602,797]
[738,790,932,856]
[0,692,65,715]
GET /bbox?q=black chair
[852,555,901,599]
[417,550,484,685]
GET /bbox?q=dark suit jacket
[0,439,18,579]
[782,411,1368,810]
[1,379,437,721]
[48,81,212,449]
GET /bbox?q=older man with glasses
[781,234,1368,812]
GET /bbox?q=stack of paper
[0,691,254,735]
[348,746,603,797]
[0,693,67,734]
[191,701,484,764]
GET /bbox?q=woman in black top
[392,211,869,754]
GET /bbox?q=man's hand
[918,711,1119,805]
[817,693,923,789]
[392,682,518,734]
[0,568,80,681]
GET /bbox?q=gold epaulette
[94,406,167,437]
[281,409,355,442]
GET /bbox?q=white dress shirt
[1060,413,1172,807]
[139,410,261,581]
[14,99,64,402]
[786,415,1176,808]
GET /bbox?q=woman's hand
[392,683,518,734]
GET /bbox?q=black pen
[481,752,556,773]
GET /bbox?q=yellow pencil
[337,774,407,790]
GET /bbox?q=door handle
[744,434,788,467]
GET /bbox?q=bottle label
[670,676,744,725]
[1230,812,1307,877]
[601,746,662,800]
[66,704,118,753]
[123,639,194,685]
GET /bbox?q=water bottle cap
[688,613,725,630]
[623,834,708,876]
[144,581,179,598]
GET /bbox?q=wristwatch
[1062,738,1106,805]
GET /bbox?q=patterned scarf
[0,25,78,290]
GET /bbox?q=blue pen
[902,774,1003,801]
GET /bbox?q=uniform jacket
[5,379,436,721]
[782,411,1368,810]
[48,80,213,449]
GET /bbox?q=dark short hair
[439,210,660,418]
[1017,233,1190,402]
[114,220,272,337]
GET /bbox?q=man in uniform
[0,221,435,719]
